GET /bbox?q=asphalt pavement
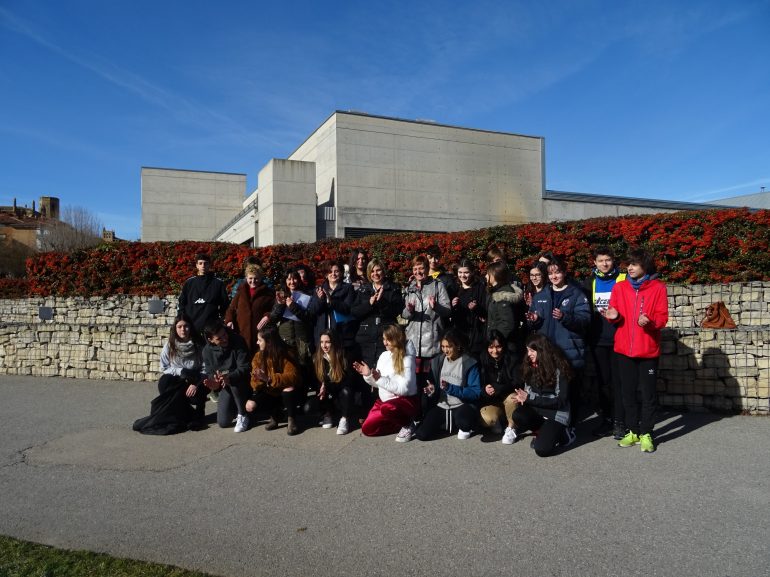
[0,375,768,577]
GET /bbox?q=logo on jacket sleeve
[194,298,206,304]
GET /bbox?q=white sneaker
[336,417,349,435]
[395,424,415,442]
[501,426,518,445]
[321,414,334,429]
[234,414,250,433]
[457,429,472,440]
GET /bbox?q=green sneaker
[618,431,640,448]
[639,433,656,453]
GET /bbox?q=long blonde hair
[382,324,406,375]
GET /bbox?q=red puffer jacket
[608,278,668,358]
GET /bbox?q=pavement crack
[2,445,34,469]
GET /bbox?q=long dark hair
[313,329,347,383]
[257,325,293,374]
[168,313,204,361]
[348,247,369,284]
[525,261,548,294]
[520,333,573,391]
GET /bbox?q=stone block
[732,354,756,368]
[703,355,730,368]
[684,394,704,406]
[659,356,690,371]
[695,368,719,379]
[719,367,759,378]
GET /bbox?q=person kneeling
[247,325,302,435]
[512,333,576,457]
[414,329,481,441]
[353,324,420,442]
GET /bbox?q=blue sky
[1,0,768,240]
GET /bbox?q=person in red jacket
[602,248,668,453]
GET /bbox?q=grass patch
[0,535,220,577]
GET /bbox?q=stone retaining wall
[1,283,768,413]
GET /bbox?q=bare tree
[39,205,103,252]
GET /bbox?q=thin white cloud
[0,6,282,148]
[681,178,770,202]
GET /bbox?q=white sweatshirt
[363,342,418,402]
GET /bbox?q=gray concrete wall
[542,199,680,221]
[256,159,317,247]
[141,168,246,241]
[288,115,339,208]
[334,114,544,234]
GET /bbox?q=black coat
[350,281,404,366]
[452,280,487,356]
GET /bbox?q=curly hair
[520,333,573,391]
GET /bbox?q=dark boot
[592,417,613,437]
[282,389,298,435]
[264,417,278,430]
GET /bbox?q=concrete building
[140,167,246,242]
[713,188,770,210]
[141,111,733,246]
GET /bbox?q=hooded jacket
[608,277,668,358]
[201,329,251,387]
[486,283,522,343]
[402,277,451,358]
[528,282,590,369]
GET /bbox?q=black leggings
[248,389,298,421]
[512,404,567,458]
[415,404,478,440]
[319,382,354,420]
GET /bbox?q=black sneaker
[612,422,627,440]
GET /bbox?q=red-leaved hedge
[11,208,770,298]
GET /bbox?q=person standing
[451,259,487,357]
[583,247,627,439]
[402,255,451,390]
[603,248,668,454]
[224,263,274,355]
[526,258,590,418]
[178,252,229,334]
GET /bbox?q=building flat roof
[140,166,247,177]
[543,189,729,212]
[289,110,544,159]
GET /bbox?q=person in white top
[353,324,420,442]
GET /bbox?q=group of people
[134,244,668,457]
